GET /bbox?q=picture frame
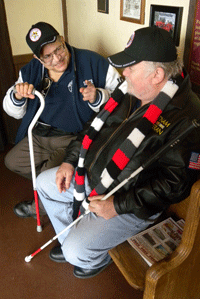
[98,0,109,14]
[186,0,200,92]
[120,0,145,24]
[149,5,183,46]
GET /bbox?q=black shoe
[49,245,67,263]
[73,259,113,279]
[13,201,37,219]
[13,200,46,219]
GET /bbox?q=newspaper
[127,217,184,266]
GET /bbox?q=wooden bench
[109,179,200,299]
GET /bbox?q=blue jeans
[37,166,161,269]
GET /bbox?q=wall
[5,0,191,60]
[66,0,190,60]
[4,0,63,56]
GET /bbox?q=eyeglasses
[40,43,66,64]
[40,77,52,96]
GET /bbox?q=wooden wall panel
[13,54,33,78]
[2,54,33,145]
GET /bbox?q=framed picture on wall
[186,0,200,91]
[98,0,109,14]
[120,0,145,24]
[149,5,183,46]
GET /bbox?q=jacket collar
[169,69,191,110]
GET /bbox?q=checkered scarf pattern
[73,78,180,218]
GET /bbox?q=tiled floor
[0,145,143,299]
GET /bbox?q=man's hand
[55,163,75,193]
[79,80,97,104]
[88,195,118,220]
[14,82,35,100]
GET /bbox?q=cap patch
[126,32,135,48]
[29,28,42,42]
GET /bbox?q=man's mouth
[53,59,65,67]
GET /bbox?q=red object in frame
[189,0,200,85]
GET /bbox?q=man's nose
[52,53,61,63]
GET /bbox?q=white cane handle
[13,86,36,96]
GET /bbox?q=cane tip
[25,255,32,263]
[37,225,42,232]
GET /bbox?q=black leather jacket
[64,71,200,219]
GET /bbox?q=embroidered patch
[188,152,200,170]
[68,80,73,92]
[126,32,135,48]
[29,28,42,42]
[152,116,171,135]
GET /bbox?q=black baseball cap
[108,26,177,68]
[26,22,59,57]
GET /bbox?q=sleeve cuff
[89,89,102,107]
[11,90,26,107]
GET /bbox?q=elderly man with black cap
[3,22,121,218]
[33,27,200,278]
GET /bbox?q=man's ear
[152,67,165,85]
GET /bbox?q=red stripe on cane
[112,149,130,170]
[104,98,118,113]
[75,173,85,185]
[34,190,41,227]
[31,248,42,257]
[143,104,162,124]
[82,135,92,150]
[90,189,98,197]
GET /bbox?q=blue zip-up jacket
[3,43,120,143]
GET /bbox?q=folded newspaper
[127,217,185,266]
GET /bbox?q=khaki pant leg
[4,134,77,180]
[4,136,34,180]
[39,134,77,172]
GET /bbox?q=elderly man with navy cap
[25,26,200,278]
[3,22,121,218]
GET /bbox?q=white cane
[27,89,45,232]
[14,88,45,232]
[25,119,199,262]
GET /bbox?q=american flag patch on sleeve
[188,152,200,170]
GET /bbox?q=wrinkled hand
[88,195,118,220]
[14,82,35,100]
[56,163,75,193]
[79,80,97,104]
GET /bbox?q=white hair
[144,60,184,79]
